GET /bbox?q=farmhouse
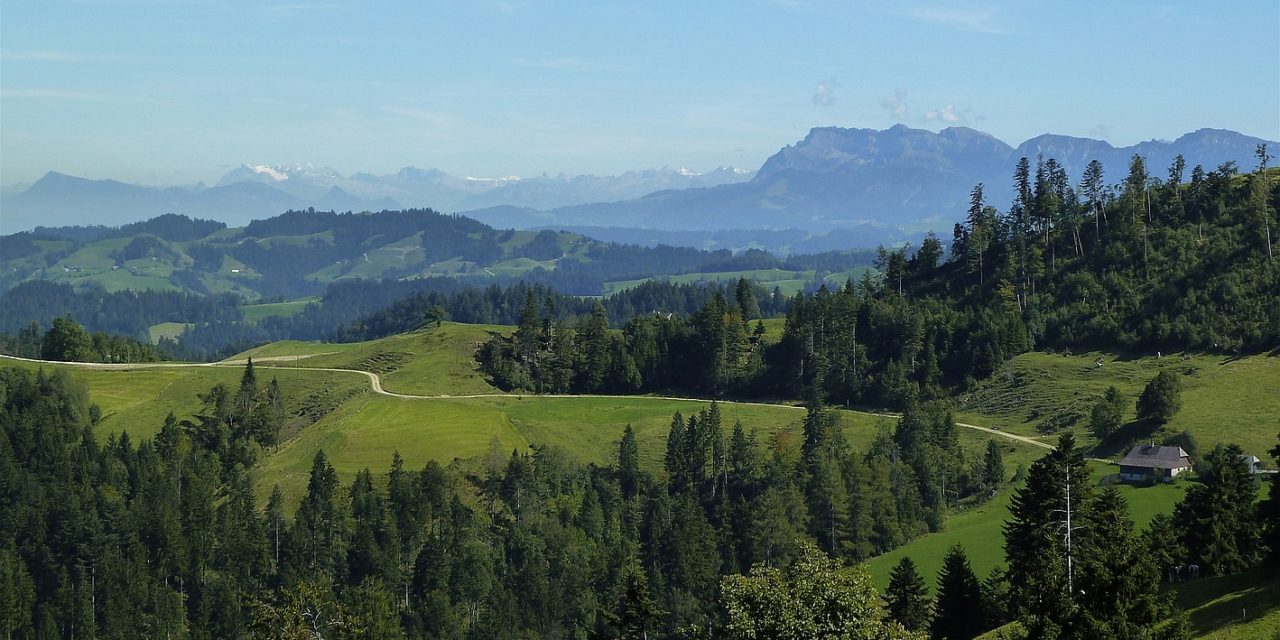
[1119,444,1191,483]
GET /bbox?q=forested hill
[1,208,873,301]
[473,153,1279,408]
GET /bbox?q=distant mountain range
[461,126,1277,233]
[1,126,1273,235]
[0,164,753,233]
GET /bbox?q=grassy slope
[241,298,317,322]
[231,323,512,397]
[863,461,1191,593]
[959,350,1280,461]
[148,321,191,343]
[602,268,817,297]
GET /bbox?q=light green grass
[148,322,191,343]
[959,351,1280,461]
[467,396,809,469]
[863,461,1189,593]
[488,257,556,277]
[231,323,512,397]
[241,298,317,322]
[252,394,526,506]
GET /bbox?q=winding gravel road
[1,353,1067,454]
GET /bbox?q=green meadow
[959,350,1280,461]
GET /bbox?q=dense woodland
[2,364,1276,639]
[478,153,1280,408]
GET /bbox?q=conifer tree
[618,424,641,500]
[981,439,1005,492]
[1003,433,1092,634]
[885,556,931,632]
[931,545,985,640]
[1174,444,1262,574]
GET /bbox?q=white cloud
[812,79,838,107]
[905,6,1007,34]
[924,104,965,123]
[881,88,908,120]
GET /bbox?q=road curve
[0,353,1067,454]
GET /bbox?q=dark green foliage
[1090,385,1127,439]
[885,556,931,632]
[2,315,170,363]
[1003,433,1093,635]
[981,439,1005,492]
[931,545,985,640]
[618,425,642,500]
[718,541,918,640]
[1174,443,1262,574]
[1075,488,1170,638]
[1265,433,1280,565]
[1137,370,1182,423]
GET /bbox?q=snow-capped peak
[249,165,289,181]
[677,167,701,176]
[464,175,522,183]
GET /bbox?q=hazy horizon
[3,1,1277,189]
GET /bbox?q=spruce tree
[1174,443,1262,574]
[931,545,985,640]
[885,556,930,632]
[1003,433,1092,634]
[982,439,1005,493]
[1076,488,1167,637]
[618,424,641,500]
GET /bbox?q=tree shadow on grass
[1090,417,1164,459]
[1172,568,1280,636]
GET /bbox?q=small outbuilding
[1119,444,1191,483]
[1240,454,1264,474]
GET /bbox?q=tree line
[477,152,1278,409]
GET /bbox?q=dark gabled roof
[1119,445,1190,469]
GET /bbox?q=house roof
[1120,445,1190,469]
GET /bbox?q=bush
[1137,370,1182,423]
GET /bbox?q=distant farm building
[1241,453,1267,474]
[1119,445,1191,483]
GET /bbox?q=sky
[2,0,1278,187]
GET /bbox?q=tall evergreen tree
[931,545,985,640]
[1003,433,1092,635]
[1174,443,1262,574]
[885,556,931,633]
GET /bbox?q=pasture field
[0,356,363,442]
[241,298,317,322]
[602,268,817,297]
[863,461,1191,594]
[148,321,191,343]
[235,322,512,397]
[959,350,1280,461]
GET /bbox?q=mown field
[240,297,318,322]
[958,350,1280,462]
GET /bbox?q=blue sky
[2,0,1277,186]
